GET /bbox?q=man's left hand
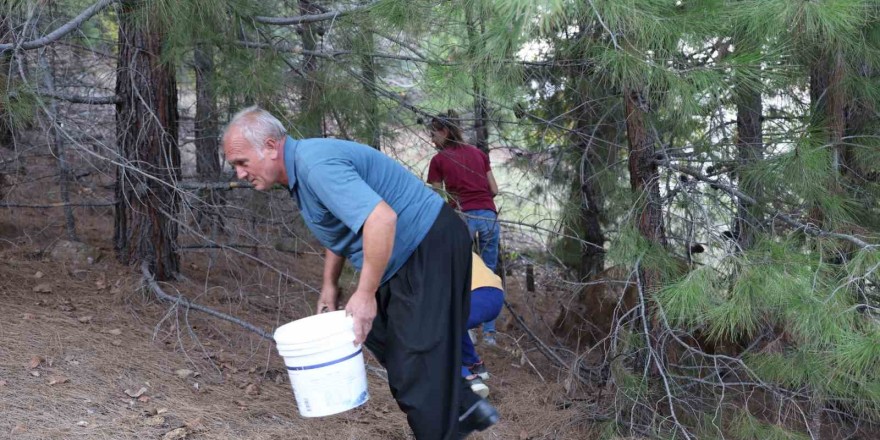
[345,290,377,345]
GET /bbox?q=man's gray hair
[224,106,287,152]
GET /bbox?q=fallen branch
[141,261,389,381]
[0,201,115,208]
[177,181,255,190]
[142,261,273,339]
[503,299,590,385]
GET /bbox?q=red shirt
[427,144,496,212]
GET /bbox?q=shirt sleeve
[303,159,383,233]
[427,154,443,183]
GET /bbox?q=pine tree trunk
[465,3,489,154]
[38,52,77,241]
[114,0,180,281]
[733,71,763,250]
[298,0,322,138]
[194,44,219,180]
[0,14,13,148]
[572,83,607,279]
[624,87,665,247]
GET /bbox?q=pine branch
[37,90,119,104]
[254,2,376,26]
[0,0,117,54]
[655,155,874,249]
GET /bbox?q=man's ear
[265,137,281,159]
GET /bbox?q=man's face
[223,126,283,191]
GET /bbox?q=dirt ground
[0,155,592,439]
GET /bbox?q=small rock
[138,395,151,403]
[174,369,194,379]
[49,240,102,266]
[162,427,188,440]
[48,376,69,385]
[108,329,122,336]
[124,387,147,398]
[34,271,44,279]
[111,340,122,347]
[244,382,261,396]
[145,415,165,427]
[29,371,40,377]
[76,421,88,427]
[33,283,53,294]
[10,424,26,435]
[78,316,93,324]
[0,379,7,386]
[21,313,36,320]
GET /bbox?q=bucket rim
[273,311,354,345]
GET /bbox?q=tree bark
[114,0,180,280]
[194,44,219,180]
[0,13,13,148]
[733,46,764,250]
[38,51,78,241]
[465,4,489,154]
[624,87,665,247]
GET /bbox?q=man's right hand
[316,285,341,314]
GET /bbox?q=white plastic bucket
[274,311,369,417]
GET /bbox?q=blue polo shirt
[284,136,444,283]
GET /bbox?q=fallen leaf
[145,415,165,427]
[34,271,44,279]
[138,395,151,403]
[162,427,189,440]
[108,328,122,336]
[76,421,88,427]
[78,315,93,324]
[33,283,53,293]
[244,382,260,396]
[233,399,248,408]
[95,280,107,289]
[248,366,257,374]
[48,376,69,385]
[174,369,194,379]
[124,387,147,398]
[0,379,7,386]
[28,356,43,369]
[22,313,35,320]
[157,408,169,415]
[519,429,529,440]
[29,371,40,377]
[11,424,26,434]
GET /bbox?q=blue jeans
[464,209,500,333]
[461,286,504,377]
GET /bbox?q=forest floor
[0,150,594,439]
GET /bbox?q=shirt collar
[283,135,299,193]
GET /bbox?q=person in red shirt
[426,111,502,344]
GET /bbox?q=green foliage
[728,411,810,440]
